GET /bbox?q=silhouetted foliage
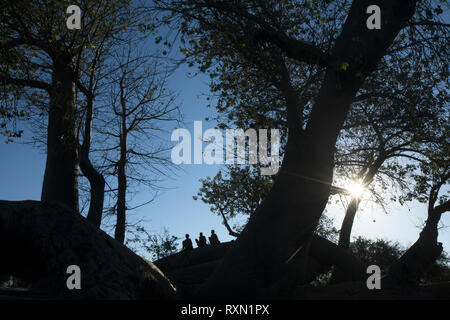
[126,226,179,261]
[350,236,450,283]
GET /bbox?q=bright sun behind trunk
[347,181,366,198]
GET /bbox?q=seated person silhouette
[182,234,193,251]
[209,229,220,245]
[195,232,208,248]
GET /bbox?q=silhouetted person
[209,229,220,245]
[182,234,193,251]
[195,232,207,248]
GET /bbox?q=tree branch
[218,207,240,237]
[254,30,330,67]
[0,38,26,50]
[433,199,450,216]
[0,74,51,92]
[183,0,330,67]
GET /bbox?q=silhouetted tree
[0,0,140,211]
[386,134,449,286]
[154,0,448,297]
[99,44,180,243]
[126,226,179,261]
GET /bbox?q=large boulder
[0,200,176,299]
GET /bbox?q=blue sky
[0,52,449,259]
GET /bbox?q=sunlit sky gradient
[0,45,448,258]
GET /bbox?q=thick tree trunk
[338,198,360,250]
[198,66,361,300]
[79,99,105,228]
[41,54,79,213]
[309,235,365,282]
[154,236,364,297]
[197,1,418,298]
[385,209,445,286]
[295,206,449,299]
[0,200,176,299]
[155,236,364,281]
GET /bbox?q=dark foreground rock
[0,200,176,299]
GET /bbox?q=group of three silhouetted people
[182,230,220,251]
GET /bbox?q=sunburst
[346,181,366,198]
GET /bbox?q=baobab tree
[154,0,449,297]
[0,0,141,212]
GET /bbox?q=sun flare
[346,181,366,198]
